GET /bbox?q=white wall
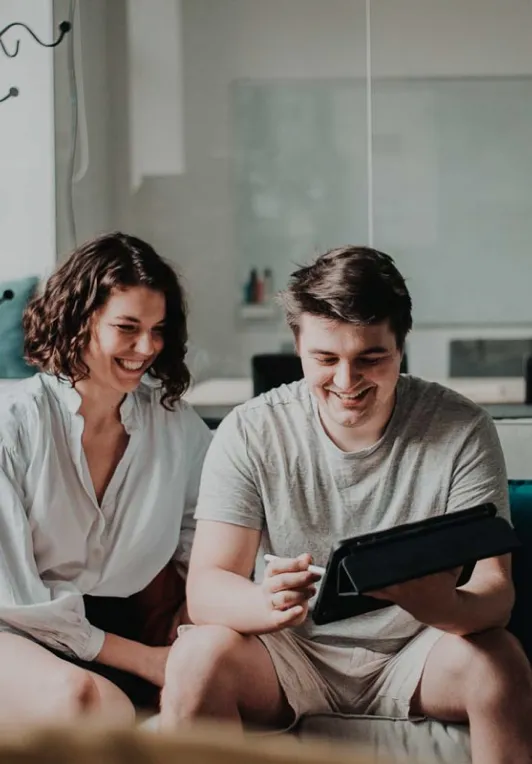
[105,0,532,380]
[53,0,112,258]
[0,0,55,280]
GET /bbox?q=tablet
[312,503,520,626]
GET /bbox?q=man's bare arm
[371,553,514,636]
[186,520,318,634]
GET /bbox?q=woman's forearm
[95,632,153,679]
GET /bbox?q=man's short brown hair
[279,246,412,350]
[23,232,190,409]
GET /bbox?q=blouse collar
[46,374,140,433]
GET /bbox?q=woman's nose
[134,332,154,356]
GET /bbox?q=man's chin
[326,403,368,428]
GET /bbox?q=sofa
[147,418,532,763]
[2,348,529,760]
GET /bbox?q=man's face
[297,313,402,445]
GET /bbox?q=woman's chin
[110,372,143,393]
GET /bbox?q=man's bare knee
[161,626,249,722]
[463,628,532,710]
[430,628,532,717]
[165,625,244,683]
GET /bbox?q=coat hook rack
[1,19,71,104]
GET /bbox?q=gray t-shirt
[195,375,510,653]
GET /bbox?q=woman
[0,232,212,723]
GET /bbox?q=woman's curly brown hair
[23,232,190,409]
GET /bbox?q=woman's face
[83,286,166,395]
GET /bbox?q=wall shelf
[238,303,277,320]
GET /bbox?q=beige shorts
[257,626,444,723]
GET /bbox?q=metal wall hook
[0,87,18,103]
[0,19,71,58]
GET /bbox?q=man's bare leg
[411,628,532,764]
[160,625,292,729]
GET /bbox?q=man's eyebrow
[307,348,337,355]
[308,345,390,355]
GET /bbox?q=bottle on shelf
[245,268,259,304]
[255,272,265,304]
[263,268,273,303]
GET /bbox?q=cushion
[131,561,186,646]
[508,480,532,659]
[0,276,39,379]
[297,714,470,764]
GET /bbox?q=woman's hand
[166,600,191,645]
[139,645,172,688]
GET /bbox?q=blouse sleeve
[0,445,104,661]
[173,407,213,572]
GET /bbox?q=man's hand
[259,553,321,632]
[368,567,463,625]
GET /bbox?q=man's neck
[318,397,396,453]
[320,418,383,453]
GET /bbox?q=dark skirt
[48,594,159,710]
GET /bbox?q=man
[161,247,532,764]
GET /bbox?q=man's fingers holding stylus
[270,588,316,610]
[268,571,319,593]
[265,553,312,576]
[271,605,308,628]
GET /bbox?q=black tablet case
[312,503,520,626]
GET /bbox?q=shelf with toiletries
[238,303,277,320]
[239,267,277,321]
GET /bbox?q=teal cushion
[508,480,532,660]
[0,276,39,378]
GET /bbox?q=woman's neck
[74,379,126,432]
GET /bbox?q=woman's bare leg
[0,634,135,725]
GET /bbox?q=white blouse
[0,373,212,661]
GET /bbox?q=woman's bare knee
[89,674,136,725]
[0,635,134,724]
[52,667,100,716]
[0,664,97,723]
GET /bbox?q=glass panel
[230,1,369,325]
[450,339,532,378]
[371,0,532,327]
[233,78,368,306]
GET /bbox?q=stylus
[264,554,325,577]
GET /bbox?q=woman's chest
[25,438,187,571]
[81,426,130,505]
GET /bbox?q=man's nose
[333,362,360,390]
